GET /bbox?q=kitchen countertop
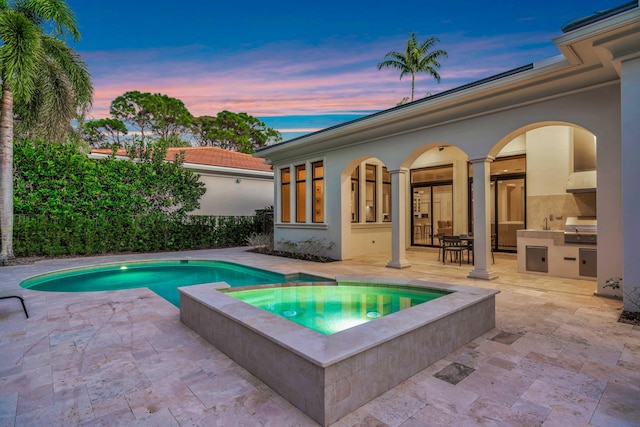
[517,229,564,245]
[516,229,596,247]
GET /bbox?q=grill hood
[566,170,596,193]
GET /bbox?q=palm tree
[0,0,92,262]
[377,32,447,102]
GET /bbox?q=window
[351,166,359,222]
[312,161,324,223]
[382,167,391,222]
[296,165,306,222]
[365,164,376,222]
[281,168,290,223]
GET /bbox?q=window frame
[365,164,377,222]
[351,166,360,223]
[312,161,324,223]
[280,167,290,223]
[295,164,306,223]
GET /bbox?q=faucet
[543,217,549,230]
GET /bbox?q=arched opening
[343,157,392,258]
[407,145,469,247]
[477,123,597,253]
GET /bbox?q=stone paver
[1,247,639,426]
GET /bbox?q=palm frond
[40,35,92,114]
[24,0,80,41]
[15,56,75,141]
[0,9,44,102]
[40,57,75,137]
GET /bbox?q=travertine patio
[1,247,639,426]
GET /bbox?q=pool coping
[179,277,499,425]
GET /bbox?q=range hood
[566,170,596,193]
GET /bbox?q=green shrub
[13,214,257,257]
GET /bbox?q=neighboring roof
[91,146,273,173]
[561,1,638,33]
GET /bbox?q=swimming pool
[226,283,449,334]
[20,260,326,307]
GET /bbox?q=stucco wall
[525,126,597,231]
[190,174,273,216]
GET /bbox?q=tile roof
[91,146,273,172]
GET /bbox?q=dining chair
[435,233,445,262]
[460,234,473,264]
[442,235,464,265]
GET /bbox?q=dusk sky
[68,0,626,140]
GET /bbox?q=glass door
[412,183,453,246]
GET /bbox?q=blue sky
[67,0,627,140]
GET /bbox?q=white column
[621,56,640,312]
[468,157,498,280]
[387,168,411,269]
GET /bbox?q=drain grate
[433,362,475,385]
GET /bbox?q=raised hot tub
[179,276,498,426]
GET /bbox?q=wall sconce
[236,178,242,183]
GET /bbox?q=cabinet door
[579,248,597,277]
[526,246,548,273]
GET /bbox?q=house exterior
[255,2,640,311]
[90,146,273,216]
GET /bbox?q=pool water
[226,283,450,335]
[20,260,324,307]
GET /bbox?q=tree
[145,93,192,142]
[110,91,192,145]
[0,0,92,262]
[192,111,282,154]
[109,91,153,143]
[377,32,447,102]
[79,118,128,148]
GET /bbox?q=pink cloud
[85,30,560,119]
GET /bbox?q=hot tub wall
[180,284,497,426]
[180,291,327,423]
[323,295,495,422]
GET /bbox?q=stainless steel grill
[564,216,597,245]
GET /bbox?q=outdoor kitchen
[513,125,597,281]
[516,216,597,280]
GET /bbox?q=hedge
[13,213,258,257]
